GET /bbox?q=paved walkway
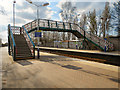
[1,47,119,88]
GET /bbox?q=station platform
[37,46,120,56]
[1,47,119,88]
[36,46,120,66]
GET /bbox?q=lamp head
[42,3,49,6]
[26,0,32,4]
[13,0,16,3]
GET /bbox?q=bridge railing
[8,24,16,61]
[11,26,21,35]
[24,19,114,51]
[77,27,114,50]
[22,26,35,58]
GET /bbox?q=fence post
[83,31,86,49]
[104,38,107,52]
[8,25,11,55]
[63,22,65,30]
[56,21,58,29]
[14,46,16,61]
[48,20,50,28]
[69,23,72,30]
[31,22,32,30]
[33,46,35,59]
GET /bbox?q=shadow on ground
[39,55,119,83]
[16,60,33,66]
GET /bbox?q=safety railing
[24,19,114,51]
[8,24,16,61]
[22,26,35,58]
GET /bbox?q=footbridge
[8,19,114,60]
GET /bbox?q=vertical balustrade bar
[56,21,58,29]
[69,23,72,30]
[48,20,50,28]
[8,25,11,55]
[63,22,65,30]
[13,45,16,61]
[20,27,21,35]
[39,19,40,27]
[31,22,32,30]
[33,46,35,59]
[83,30,86,49]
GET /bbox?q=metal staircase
[8,24,35,61]
[24,19,114,51]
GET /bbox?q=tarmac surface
[1,47,119,88]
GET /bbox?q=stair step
[13,32,35,60]
[16,54,32,56]
[17,48,30,50]
[17,51,31,53]
[16,46,29,48]
[16,55,32,57]
[16,56,34,60]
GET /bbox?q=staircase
[8,25,35,61]
[14,34,33,59]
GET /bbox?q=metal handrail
[9,24,16,46]
[22,26,35,47]
[22,26,35,58]
[8,24,16,60]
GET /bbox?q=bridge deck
[1,47,119,88]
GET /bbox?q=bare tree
[80,13,87,30]
[60,2,77,40]
[101,2,111,38]
[0,6,7,15]
[111,1,120,36]
[88,9,97,35]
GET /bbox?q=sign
[37,30,42,32]
[35,32,41,37]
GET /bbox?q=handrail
[22,26,35,47]
[75,24,104,50]
[8,24,16,61]
[9,24,16,46]
[22,25,35,58]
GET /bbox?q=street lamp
[26,0,49,59]
[13,0,16,27]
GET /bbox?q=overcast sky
[0,0,118,43]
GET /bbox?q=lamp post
[13,0,16,28]
[26,0,49,59]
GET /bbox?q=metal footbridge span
[8,19,114,60]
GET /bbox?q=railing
[24,19,114,51]
[22,26,35,58]
[8,24,16,61]
[76,25,114,51]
